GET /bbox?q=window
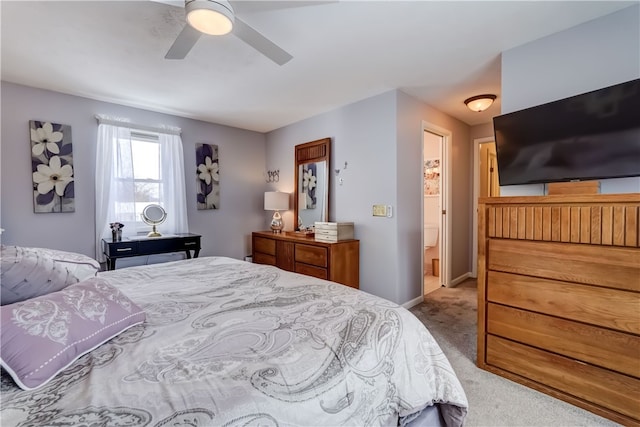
[95,119,188,261]
[114,133,162,233]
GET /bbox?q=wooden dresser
[252,231,359,288]
[478,194,640,425]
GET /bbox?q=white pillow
[0,246,100,305]
[32,247,100,282]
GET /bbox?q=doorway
[422,122,452,297]
[472,137,500,277]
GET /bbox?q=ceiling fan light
[186,0,234,36]
[464,94,497,112]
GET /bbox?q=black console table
[102,233,201,270]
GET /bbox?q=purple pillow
[0,277,145,390]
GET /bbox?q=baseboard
[402,272,474,308]
[449,272,472,287]
[402,295,424,309]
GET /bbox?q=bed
[1,255,467,426]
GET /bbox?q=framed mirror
[141,204,167,237]
[294,138,331,231]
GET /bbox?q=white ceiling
[1,1,635,133]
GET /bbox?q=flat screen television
[493,78,640,186]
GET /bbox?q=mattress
[1,256,467,426]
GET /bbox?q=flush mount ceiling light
[163,0,294,64]
[464,94,497,112]
[186,0,234,36]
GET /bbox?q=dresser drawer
[314,233,338,243]
[139,238,178,254]
[295,263,328,280]
[254,252,276,266]
[315,228,339,237]
[254,236,276,256]
[295,244,327,267]
[487,270,640,334]
[104,241,138,257]
[178,236,201,250]
[488,239,640,292]
[487,335,640,422]
[487,303,640,378]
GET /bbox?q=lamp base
[270,211,284,233]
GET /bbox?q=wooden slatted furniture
[252,231,359,288]
[477,194,640,425]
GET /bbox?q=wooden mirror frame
[294,138,331,231]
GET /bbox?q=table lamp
[264,191,289,233]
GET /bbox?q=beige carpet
[410,279,620,427]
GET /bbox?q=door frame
[421,121,452,288]
[472,136,495,278]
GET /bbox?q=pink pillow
[0,277,145,390]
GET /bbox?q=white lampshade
[186,0,234,36]
[464,94,496,112]
[264,191,289,211]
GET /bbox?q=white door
[422,122,452,295]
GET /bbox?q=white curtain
[95,120,188,262]
[158,132,188,235]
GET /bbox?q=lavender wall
[266,92,400,302]
[500,4,640,196]
[470,123,494,142]
[266,90,473,305]
[397,91,472,303]
[0,82,266,261]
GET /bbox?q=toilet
[424,223,440,277]
[424,222,439,248]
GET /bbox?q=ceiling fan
[160,0,311,65]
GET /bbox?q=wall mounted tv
[493,78,640,186]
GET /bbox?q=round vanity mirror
[141,204,167,237]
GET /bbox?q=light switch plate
[372,204,387,216]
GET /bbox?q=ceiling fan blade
[165,24,202,60]
[233,17,293,65]
[149,0,183,7]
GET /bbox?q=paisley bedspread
[1,257,467,426]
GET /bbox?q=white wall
[396,91,472,302]
[500,4,640,195]
[0,82,267,260]
[266,91,400,302]
[266,90,473,305]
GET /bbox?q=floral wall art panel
[301,163,317,209]
[30,120,74,213]
[424,158,440,196]
[196,143,220,210]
